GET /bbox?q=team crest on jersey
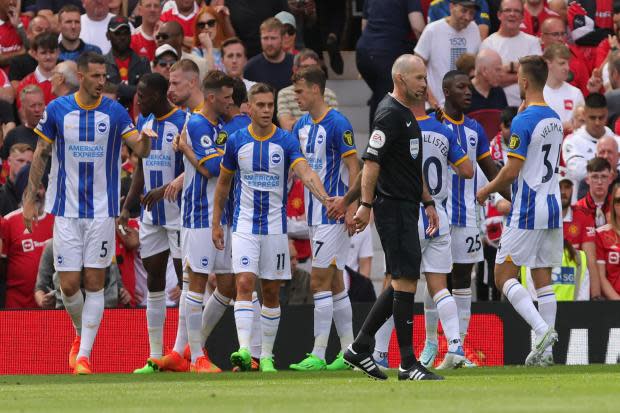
[468,135,476,147]
[97,121,108,134]
[271,152,282,165]
[509,134,521,150]
[165,131,175,143]
[40,110,47,124]
[57,256,63,265]
[201,257,209,267]
[409,138,419,159]
[343,130,354,146]
[240,256,250,266]
[216,131,228,145]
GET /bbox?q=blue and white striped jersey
[181,112,224,229]
[34,94,137,218]
[441,112,491,227]
[506,104,563,230]
[221,124,306,235]
[293,108,357,226]
[416,115,469,239]
[137,108,186,227]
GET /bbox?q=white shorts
[420,233,452,274]
[53,216,116,271]
[450,226,484,264]
[232,232,291,280]
[496,227,563,268]
[309,224,349,270]
[139,222,181,259]
[181,226,232,275]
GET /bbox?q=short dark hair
[58,4,81,20]
[500,106,519,127]
[221,37,246,56]
[519,55,548,90]
[138,73,169,99]
[231,78,248,107]
[77,51,106,72]
[585,92,607,109]
[442,70,468,89]
[293,48,320,67]
[292,65,326,95]
[587,157,612,173]
[202,70,235,93]
[248,82,275,100]
[31,32,59,52]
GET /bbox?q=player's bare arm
[478,154,511,200]
[125,128,156,158]
[211,168,234,250]
[176,127,217,178]
[421,172,438,237]
[22,139,52,232]
[354,160,379,232]
[293,159,329,206]
[451,156,474,179]
[119,159,145,228]
[342,154,361,232]
[476,156,524,205]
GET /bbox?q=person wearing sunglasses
[275,11,299,56]
[191,6,226,71]
[594,182,620,300]
[152,44,179,80]
[156,21,207,82]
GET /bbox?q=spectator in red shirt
[160,0,199,50]
[287,177,311,269]
[0,0,26,69]
[15,32,58,108]
[560,169,602,299]
[522,0,558,36]
[594,6,620,69]
[595,182,620,300]
[0,164,52,309]
[8,15,51,91]
[576,157,614,229]
[0,142,33,216]
[131,0,161,61]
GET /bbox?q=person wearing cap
[275,11,298,55]
[156,21,208,82]
[104,16,152,109]
[80,0,115,55]
[152,44,179,80]
[414,0,481,108]
[428,0,491,39]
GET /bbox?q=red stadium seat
[468,109,502,142]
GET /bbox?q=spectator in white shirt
[480,0,542,106]
[414,0,481,108]
[542,43,584,133]
[80,0,115,54]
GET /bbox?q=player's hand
[174,126,190,153]
[142,186,166,211]
[35,290,56,309]
[212,224,225,250]
[326,196,346,219]
[345,203,357,236]
[134,288,144,304]
[353,204,371,233]
[168,285,181,303]
[118,208,130,230]
[139,128,158,142]
[118,288,131,306]
[476,186,489,206]
[424,205,439,237]
[164,174,184,202]
[22,198,38,233]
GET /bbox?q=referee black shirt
[362,94,423,203]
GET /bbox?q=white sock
[185,291,205,363]
[423,287,438,344]
[503,279,548,336]
[433,289,461,352]
[146,291,166,359]
[234,300,254,350]
[77,289,104,360]
[536,285,557,355]
[261,305,281,359]
[201,289,231,343]
[332,290,354,353]
[452,288,472,344]
[311,291,333,360]
[373,316,394,360]
[172,275,189,355]
[250,292,262,359]
[61,289,83,337]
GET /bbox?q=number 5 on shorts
[100,241,108,258]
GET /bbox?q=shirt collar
[34,66,52,82]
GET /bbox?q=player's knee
[216,275,236,298]
[310,270,331,293]
[235,274,255,296]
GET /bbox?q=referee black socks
[351,286,395,354]
[393,290,417,370]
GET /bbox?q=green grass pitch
[1,365,620,413]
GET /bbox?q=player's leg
[326,268,354,370]
[531,267,556,366]
[58,271,83,369]
[249,290,262,369]
[373,275,394,368]
[451,262,474,344]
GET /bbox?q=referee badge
[409,138,420,159]
[508,134,521,150]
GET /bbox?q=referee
[342,55,442,381]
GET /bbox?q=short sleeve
[34,101,57,143]
[476,0,490,26]
[475,122,491,160]
[506,113,531,160]
[188,121,220,165]
[595,231,606,262]
[220,132,238,173]
[284,132,306,169]
[407,0,422,13]
[413,23,432,60]
[445,126,468,165]
[363,112,397,163]
[115,103,137,139]
[334,116,357,158]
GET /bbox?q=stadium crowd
[0,0,619,373]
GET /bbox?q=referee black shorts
[373,196,422,280]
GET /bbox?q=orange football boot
[68,336,81,369]
[73,356,92,375]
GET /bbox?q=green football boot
[230,348,252,371]
[259,357,278,373]
[289,354,327,371]
[133,358,162,374]
[326,352,352,371]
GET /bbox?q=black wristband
[360,201,373,209]
[423,200,435,208]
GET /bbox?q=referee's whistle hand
[354,205,370,233]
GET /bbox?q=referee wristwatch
[360,201,373,209]
[423,200,435,208]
